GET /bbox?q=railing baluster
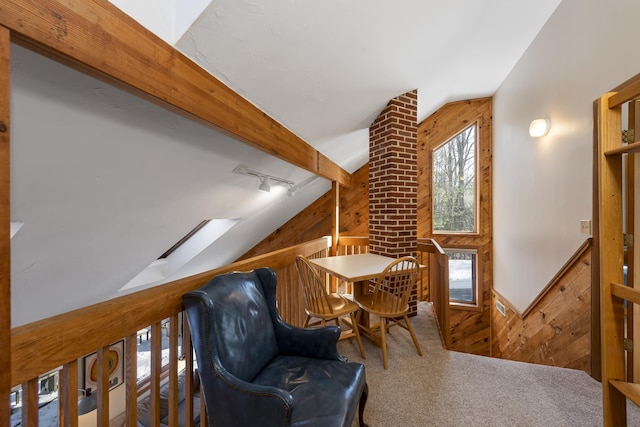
[183,319,195,427]
[168,315,179,427]
[150,322,162,427]
[125,333,138,427]
[97,346,110,427]
[22,378,38,427]
[60,360,79,427]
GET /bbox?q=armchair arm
[256,267,345,361]
[204,362,296,427]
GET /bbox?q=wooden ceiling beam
[0,0,351,187]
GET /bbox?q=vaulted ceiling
[173,0,563,170]
[9,0,562,325]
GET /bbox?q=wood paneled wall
[491,240,592,373]
[417,98,493,356]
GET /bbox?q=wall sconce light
[233,165,296,197]
[529,118,551,137]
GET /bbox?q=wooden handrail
[9,237,332,425]
[336,236,369,254]
[417,238,450,348]
[608,72,640,109]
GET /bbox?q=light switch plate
[580,220,591,235]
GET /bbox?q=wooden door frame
[0,24,10,427]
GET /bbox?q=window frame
[431,122,480,236]
[444,247,481,311]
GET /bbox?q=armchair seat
[182,268,368,427]
[253,355,365,426]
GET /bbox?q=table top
[307,253,399,283]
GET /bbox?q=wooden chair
[355,256,423,369]
[295,255,366,359]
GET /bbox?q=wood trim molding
[495,238,593,319]
[0,23,10,427]
[332,182,339,255]
[0,0,351,187]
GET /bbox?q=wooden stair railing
[596,77,640,426]
[9,237,332,427]
[336,236,370,255]
[417,238,450,348]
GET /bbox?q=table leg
[353,280,370,327]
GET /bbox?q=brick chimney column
[369,89,418,314]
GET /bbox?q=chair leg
[304,315,311,328]
[404,315,423,356]
[359,382,369,427]
[350,311,366,359]
[379,317,388,369]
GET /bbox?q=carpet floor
[338,301,639,427]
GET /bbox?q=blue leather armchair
[182,268,368,427]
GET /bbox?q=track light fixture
[233,165,296,196]
[258,176,271,192]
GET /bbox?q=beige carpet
[339,302,640,427]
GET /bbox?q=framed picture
[83,340,124,392]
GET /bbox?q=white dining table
[307,253,399,285]
[307,253,407,336]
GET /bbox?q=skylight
[119,218,239,291]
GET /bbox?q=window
[446,249,478,306]
[432,124,477,233]
[119,218,240,292]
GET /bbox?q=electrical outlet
[496,300,506,317]
[580,220,591,235]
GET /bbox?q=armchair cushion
[253,355,365,426]
[182,268,367,427]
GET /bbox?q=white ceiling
[112,0,563,172]
[173,0,563,170]
[10,1,562,326]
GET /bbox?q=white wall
[493,0,640,312]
